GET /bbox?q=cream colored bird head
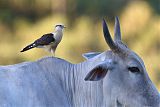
[55,24,66,31]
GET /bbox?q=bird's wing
[34,33,55,46]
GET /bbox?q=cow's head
[84,17,160,106]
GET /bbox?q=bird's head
[55,24,66,31]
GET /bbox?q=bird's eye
[128,67,140,73]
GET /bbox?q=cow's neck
[65,52,119,107]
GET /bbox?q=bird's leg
[50,49,55,56]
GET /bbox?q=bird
[20,24,66,56]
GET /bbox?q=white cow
[0,17,159,107]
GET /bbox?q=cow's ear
[84,60,113,81]
[82,52,101,60]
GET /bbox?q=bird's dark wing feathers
[20,33,55,52]
[34,33,55,46]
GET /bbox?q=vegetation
[0,0,160,89]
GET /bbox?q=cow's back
[0,57,72,107]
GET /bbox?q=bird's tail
[20,43,36,52]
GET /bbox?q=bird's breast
[54,32,63,43]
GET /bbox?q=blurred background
[0,0,160,88]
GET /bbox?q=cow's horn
[114,16,121,41]
[102,18,117,50]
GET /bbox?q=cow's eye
[128,67,140,73]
